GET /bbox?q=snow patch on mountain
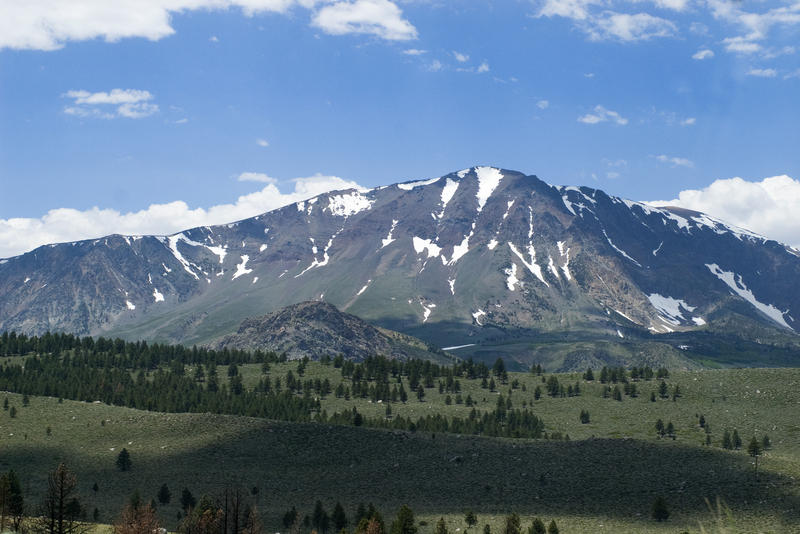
[357,280,371,296]
[457,168,471,178]
[475,167,503,212]
[382,220,399,248]
[602,229,642,267]
[508,242,548,286]
[164,234,200,280]
[692,316,706,326]
[472,309,486,325]
[487,239,498,250]
[232,255,253,280]
[557,241,572,280]
[705,263,792,330]
[647,293,696,325]
[437,178,460,219]
[398,177,440,190]
[505,262,520,291]
[413,237,442,258]
[126,300,135,310]
[421,301,436,323]
[153,288,164,302]
[326,192,373,217]
[448,278,455,295]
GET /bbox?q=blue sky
[1,0,799,257]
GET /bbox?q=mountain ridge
[2,166,799,367]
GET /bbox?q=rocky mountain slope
[2,166,799,367]
[210,301,449,362]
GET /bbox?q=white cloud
[692,48,714,60]
[403,48,426,55]
[653,0,688,11]
[537,99,550,109]
[747,68,777,78]
[709,0,800,55]
[606,171,620,179]
[578,105,628,125]
[62,89,159,119]
[586,12,677,42]
[237,172,277,183]
[537,0,602,21]
[647,175,800,247]
[0,173,366,258]
[0,0,415,51]
[174,118,189,124]
[681,117,696,126]
[256,138,270,147]
[453,51,469,62]
[427,59,443,72]
[723,36,762,54]
[654,154,694,167]
[311,0,417,41]
[209,35,219,42]
[476,61,490,73]
[785,69,800,80]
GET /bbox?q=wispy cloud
[453,51,469,62]
[403,48,426,55]
[256,138,270,147]
[747,68,778,78]
[238,172,276,183]
[654,154,694,168]
[477,61,490,73]
[578,105,628,125]
[692,48,714,60]
[62,89,158,119]
[537,100,550,110]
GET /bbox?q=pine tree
[528,518,545,534]
[435,517,448,534]
[733,429,742,449]
[655,419,665,438]
[416,385,425,402]
[547,520,558,534]
[651,496,669,522]
[116,448,132,472]
[502,513,520,534]
[762,434,771,450]
[583,368,594,381]
[748,436,762,479]
[722,430,732,450]
[658,380,668,398]
[157,484,171,505]
[579,410,590,424]
[180,488,196,512]
[464,511,477,531]
[332,502,347,532]
[390,505,416,534]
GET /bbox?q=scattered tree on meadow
[733,429,742,450]
[583,368,594,381]
[547,520,559,534]
[112,501,160,534]
[30,463,90,534]
[722,430,732,450]
[651,496,669,522]
[116,448,132,472]
[502,513,520,534]
[158,484,171,505]
[435,517,448,534]
[658,381,668,399]
[483,525,490,534]
[390,505,416,534]
[748,436,762,479]
[762,434,771,450]
[464,511,477,531]
[579,410,590,424]
[655,419,665,438]
[181,488,197,512]
[283,507,299,529]
[528,518,545,534]
[0,470,25,532]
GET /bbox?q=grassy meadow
[1,362,799,533]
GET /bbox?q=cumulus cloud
[256,138,270,147]
[648,175,800,248]
[586,12,677,42]
[311,0,417,41]
[537,100,550,110]
[692,48,714,60]
[681,117,696,126]
[578,105,628,125]
[654,154,694,167]
[237,172,277,183]
[453,51,469,62]
[747,68,777,78]
[0,173,366,258]
[476,61,490,73]
[0,0,415,51]
[62,89,159,119]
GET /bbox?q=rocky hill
[210,301,449,362]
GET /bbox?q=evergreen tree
[651,496,669,522]
[0,469,24,532]
[547,520,558,534]
[483,526,490,534]
[733,429,742,450]
[435,517,448,534]
[502,513,520,534]
[658,380,668,398]
[416,385,425,402]
[115,448,132,472]
[528,518,545,534]
[722,430,732,450]
[113,502,160,534]
[762,434,771,450]
[283,507,298,529]
[583,368,594,381]
[748,436,762,479]
[390,505,416,534]
[332,502,348,532]
[180,488,196,512]
[464,511,477,531]
[157,484,171,505]
[655,419,665,438]
[666,421,675,439]
[579,410,590,424]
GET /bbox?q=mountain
[2,166,799,369]
[210,301,450,362]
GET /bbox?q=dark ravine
[210,301,450,362]
[1,166,799,367]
